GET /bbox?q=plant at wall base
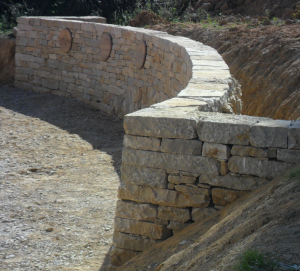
[286,168,300,182]
[233,249,277,271]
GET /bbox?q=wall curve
[14,16,241,119]
[13,17,300,271]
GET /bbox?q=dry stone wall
[13,16,300,270]
[14,16,241,119]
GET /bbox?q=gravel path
[0,85,124,271]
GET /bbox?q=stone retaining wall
[14,16,241,118]
[13,16,300,270]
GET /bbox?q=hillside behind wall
[13,17,300,270]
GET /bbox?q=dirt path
[0,85,124,271]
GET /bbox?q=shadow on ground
[0,85,125,177]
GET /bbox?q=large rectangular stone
[160,138,202,155]
[288,121,300,150]
[124,107,199,139]
[122,148,220,175]
[228,156,292,179]
[250,120,290,148]
[277,149,300,163]
[123,134,161,151]
[115,200,157,222]
[199,174,269,191]
[113,231,161,251]
[114,217,172,240]
[197,114,262,145]
[202,143,230,160]
[212,188,247,206]
[231,145,268,158]
[175,184,211,196]
[121,164,167,188]
[168,175,196,184]
[118,183,210,208]
[157,206,190,222]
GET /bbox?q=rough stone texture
[157,206,190,222]
[122,148,220,175]
[277,149,300,163]
[228,156,292,179]
[160,138,202,155]
[168,175,196,184]
[250,120,290,148]
[212,188,248,206]
[123,134,161,151]
[199,174,269,191]
[113,231,161,251]
[167,221,192,231]
[114,217,172,240]
[288,122,300,150]
[115,200,157,222]
[197,114,261,145]
[231,145,268,158]
[175,184,211,196]
[192,207,217,222]
[202,142,230,160]
[121,164,167,188]
[124,108,199,139]
[220,160,228,176]
[118,183,210,208]
[110,246,140,266]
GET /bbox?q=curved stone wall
[14,16,241,119]
[13,17,300,270]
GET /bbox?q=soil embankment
[119,169,300,271]
[150,23,300,120]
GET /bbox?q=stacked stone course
[13,16,300,270]
[113,110,300,268]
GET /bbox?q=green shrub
[234,249,277,271]
[287,168,300,182]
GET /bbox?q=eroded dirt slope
[151,23,300,120]
[119,169,300,271]
[0,85,124,270]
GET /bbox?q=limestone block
[160,138,202,155]
[118,183,210,208]
[123,135,161,151]
[231,145,268,158]
[277,149,300,163]
[167,221,192,231]
[113,231,161,251]
[212,188,247,206]
[267,148,277,158]
[192,207,217,222]
[81,22,96,32]
[110,246,140,266]
[199,174,269,191]
[168,175,196,185]
[114,217,172,240]
[121,164,167,188]
[197,114,262,145]
[175,184,211,196]
[168,183,175,189]
[220,161,228,176]
[115,200,157,222]
[155,219,169,225]
[228,156,292,179]
[250,120,290,148]
[42,78,59,90]
[122,148,220,175]
[124,108,199,139]
[288,121,300,150]
[202,143,230,160]
[157,206,190,222]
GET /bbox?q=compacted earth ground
[0,84,124,270]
